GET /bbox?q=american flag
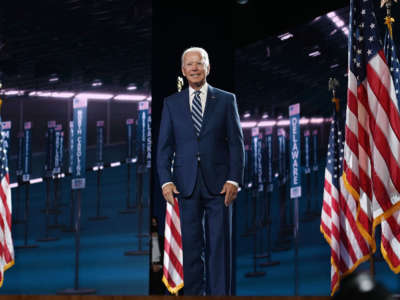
[0,117,14,287]
[162,197,183,294]
[344,0,400,284]
[321,97,371,294]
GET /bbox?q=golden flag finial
[381,0,397,37]
[328,78,340,112]
[177,76,184,92]
[381,0,397,8]
[332,97,340,112]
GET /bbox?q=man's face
[181,51,209,90]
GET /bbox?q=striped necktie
[192,90,202,136]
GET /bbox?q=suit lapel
[181,88,191,117]
[200,84,217,136]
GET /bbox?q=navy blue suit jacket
[157,85,245,197]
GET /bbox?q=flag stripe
[381,219,400,270]
[0,183,11,230]
[165,211,183,250]
[163,238,183,283]
[163,198,183,294]
[338,187,370,257]
[340,0,400,291]
[0,117,14,288]
[368,52,400,140]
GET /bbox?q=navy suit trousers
[178,166,232,295]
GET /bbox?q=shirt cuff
[226,180,239,187]
[161,182,174,189]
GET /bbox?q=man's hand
[152,263,162,272]
[220,182,238,207]
[162,183,180,205]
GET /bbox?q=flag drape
[162,197,184,294]
[322,0,400,293]
[345,0,400,273]
[321,97,372,295]
[0,113,14,287]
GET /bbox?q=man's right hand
[162,183,180,205]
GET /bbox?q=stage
[0,296,331,300]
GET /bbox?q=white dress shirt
[189,83,208,115]
[161,82,238,189]
[151,235,161,263]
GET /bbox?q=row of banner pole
[6,98,151,294]
[242,103,325,295]
[6,96,323,294]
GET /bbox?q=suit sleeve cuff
[226,180,239,187]
[161,182,174,189]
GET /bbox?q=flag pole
[381,0,397,37]
[161,76,185,296]
[58,97,95,295]
[120,119,136,214]
[124,103,150,256]
[176,76,183,296]
[288,103,301,296]
[16,122,38,249]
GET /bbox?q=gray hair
[181,47,210,69]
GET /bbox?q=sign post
[124,101,149,256]
[16,132,23,179]
[255,128,269,260]
[260,126,280,268]
[49,124,64,230]
[58,97,95,295]
[22,122,31,183]
[63,121,76,233]
[46,121,56,176]
[244,127,265,278]
[15,131,24,224]
[89,120,108,221]
[273,128,291,252]
[37,121,59,242]
[302,129,313,221]
[289,103,301,296]
[16,121,38,249]
[120,118,136,214]
[311,129,320,215]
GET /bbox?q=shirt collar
[189,82,208,98]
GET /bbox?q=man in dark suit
[157,47,244,295]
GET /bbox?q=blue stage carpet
[1,163,149,295]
